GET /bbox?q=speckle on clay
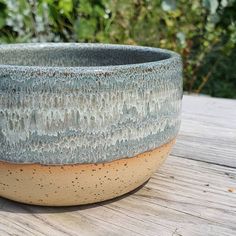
[0,139,175,206]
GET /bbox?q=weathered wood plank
[173,95,236,167]
[0,154,236,236]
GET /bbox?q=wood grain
[0,95,236,236]
[173,95,236,167]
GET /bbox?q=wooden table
[0,95,236,236]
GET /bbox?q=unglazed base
[0,139,175,206]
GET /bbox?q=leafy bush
[0,0,235,98]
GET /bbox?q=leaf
[161,0,176,11]
[208,13,220,24]
[0,1,6,29]
[48,4,59,20]
[43,0,54,4]
[58,0,73,15]
[75,18,97,40]
[203,0,219,14]
[78,0,93,15]
[94,5,105,17]
[221,0,228,7]
[0,17,5,29]
[210,0,219,14]
[176,32,186,46]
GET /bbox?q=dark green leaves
[0,0,235,97]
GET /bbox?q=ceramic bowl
[0,43,182,206]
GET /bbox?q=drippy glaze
[0,43,182,164]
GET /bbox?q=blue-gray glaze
[0,43,182,164]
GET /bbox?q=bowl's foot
[0,139,175,206]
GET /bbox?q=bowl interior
[0,44,171,67]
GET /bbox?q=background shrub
[0,0,235,98]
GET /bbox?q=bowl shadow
[0,179,150,214]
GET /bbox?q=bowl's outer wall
[0,44,182,164]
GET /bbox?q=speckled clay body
[0,43,182,206]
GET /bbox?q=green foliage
[0,0,235,98]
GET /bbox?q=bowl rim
[0,43,181,76]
